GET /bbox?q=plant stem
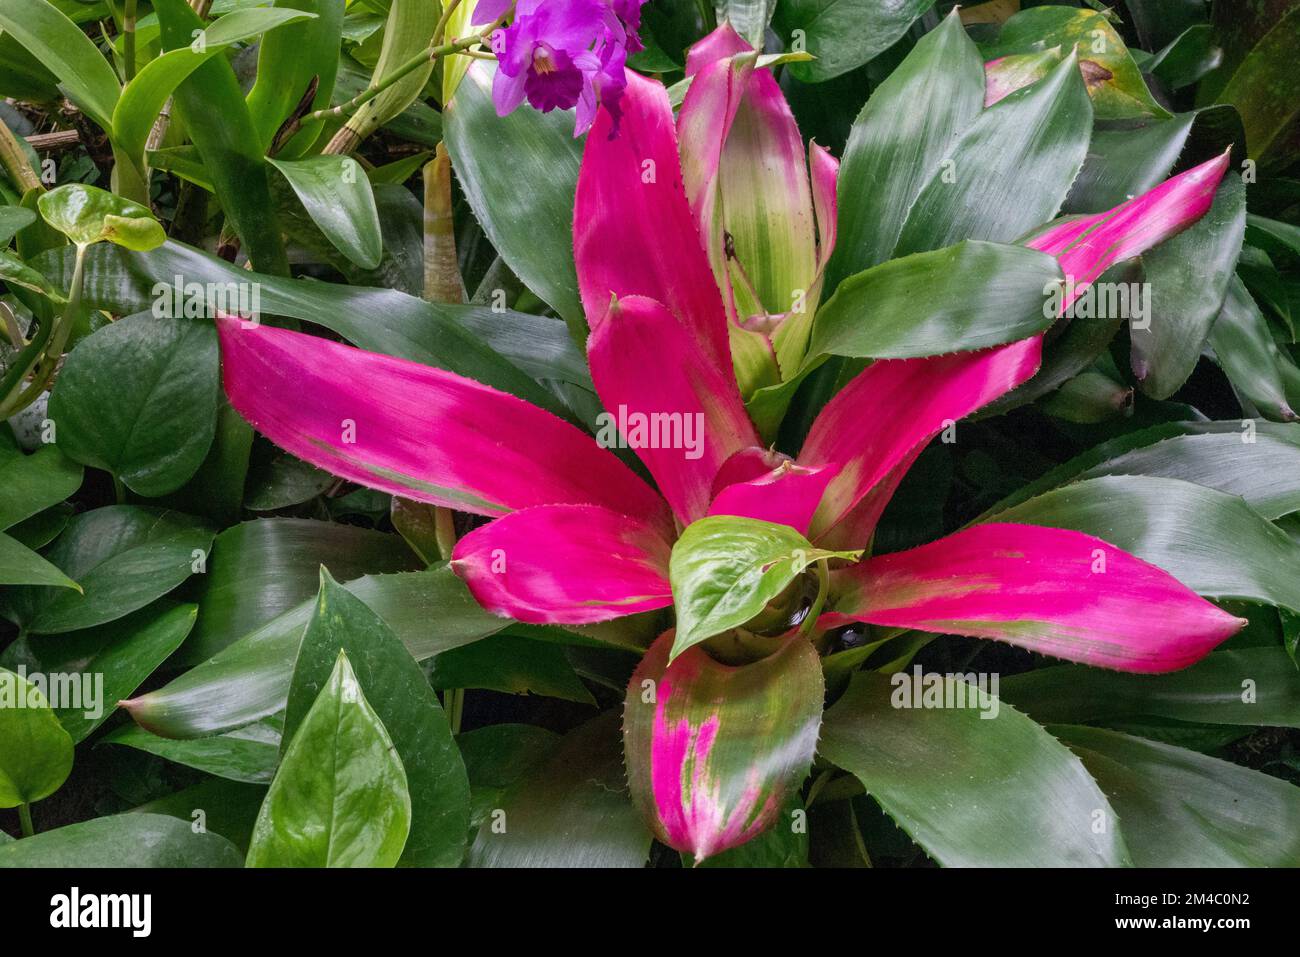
[446,687,465,734]
[18,803,34,838]
[123,0,138,80]
[0,118,41,194]
[800,561,831,638]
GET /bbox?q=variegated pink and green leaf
[623,629,823,862]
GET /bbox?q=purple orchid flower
[478,0,646,135]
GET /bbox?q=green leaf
[183,518,417,663]
[269,155,382,269]
[819,671,1132,866]
[894,52,1094,256]
[1144,24,1223,89]
[810,240,1062,361]
[0,813,242,867]
[983,420,1300,522]
[0,665,74,806]
[36,184,163,251]
[774,0,934,84]
[112,7,320,177]
[669,515,858,660]
[339,0,439,146]
[426,633,595,704]
[282,569,469,868]
[5,506,214,635]
[0,205,35,246]
[247,650,411,867]
[0,0,120,130]
[1001,647,1300,729]
[1055,725,1300,866]
[1208,276,1299,422]
[714,0,776,49]
[245,0,344,155]
[985,5,1170,119]
[0,444,82,531]
[624,631,824,862]
[129,778,266,853]
[986,475,1300,613]
[1215,6,1300,168]
[59,603,197,742]
[0,531,78,589]
[153,0,288,274]
[825,10,985,289]
[444,61,585,338]
[1130,173,1246,398]
[0,248,62,297]
[49,314,219,496]
[104,718,281,784]
[122,565,507,737]
[467,713,651,868]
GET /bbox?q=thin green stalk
[446,687,465,735]
[0,244,89,419]
[0,118,41,194]
[17,803,34,838]
[123,0,137,80]
[800,561,831,638]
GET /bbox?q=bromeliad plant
[212,20,1246,860]
[3,0,1300,869]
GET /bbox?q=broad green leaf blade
[984,5,1170,119]
[819,671,1132,867]
[0,666,74,806]
[1144,24,1224,89]
[0,813,242,867]
[282,570,469,868]
[123,566,506,737]
[104,718,281,784]
[1130,174,1246,398]
[340,0,439,146]
[426,633,595,704]
[774,0,934,84]
[1001,647,1300,729]
[895,52,1094,256]
[0,444,82,531]
[0,249,61,296]
[467,713,651,868]
[1208,276,1299,422]
[49,314,219,496]
[825,10,985,289]
[269,156,382,269]
[669,515,857,659]
[0,531,78,589]
[245,0,344,154]
[0,0,120,130]
[986,475,1300,613]
[183,518,418,663]
[24,602,199,743]
[624,631,823,861]
[130,778,267,854]
[983,420,1300,522]
[0,206,35,246]
[37,184,163,251]
[5,506,215,635]
[247,651,411,867]
[1215,6,1300,168]
[1056,725,1300,866]
[810,240,1061,360]
[113,7,320,176]
[153,0,288,274]
[458,723,560,835]
[444,62,585,337]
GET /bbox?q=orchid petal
[830,523,1245,673]
[587,295,758,525]
[217,318,668,524]
[450,504,673,624]
[800,338,1042,547]
[1027,150,1231,308]
[574,71,731,374]
[623,629,823,861]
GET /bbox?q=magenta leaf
[828,523,1245,673]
